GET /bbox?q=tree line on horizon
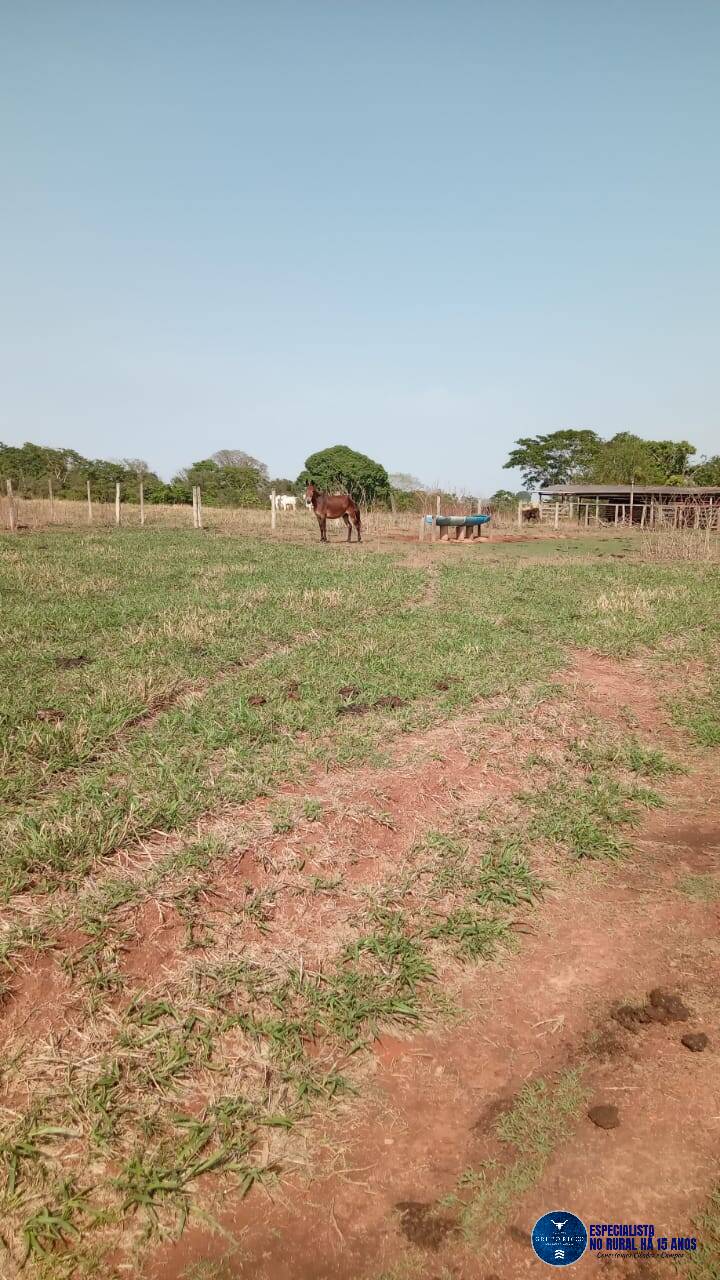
[0,440,485,511]
[503,429,720,490]
[1,431,718,514]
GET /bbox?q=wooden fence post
[139,481,145,527]
[48,477,55,522]
[554,502,559,529]
[87,480,93,524]
[270,489,276,531]
[614,505,619,527]
[584,502,590,528]
[115,482,121,526]
[6,478,17,533]
[595,496,600,525]
[641,504,647,528]
[196,486,203,529]
[517,500,523,528]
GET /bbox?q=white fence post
[87,480,93,524]
[115,482,121,526]
[6,478,17,533]
[271,489,276,531]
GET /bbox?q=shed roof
[540,484,720,497]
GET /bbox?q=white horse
[274,494,297,511]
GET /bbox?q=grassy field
[1,528,719,1277]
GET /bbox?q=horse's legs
[353,509,362,542]
[319,515,327,542]
[342,513,352,542]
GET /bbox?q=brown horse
[305,482,362,543]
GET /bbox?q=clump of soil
[646,987,689,1023]
[588,1104,620,1130]
[588,1026,629,1059]
[248,695,267,707]
[434,677,459,690]
[337,703,370,717]
[56,654,90,669]
[681,1032,709,1052]
[36,708,65,724]
[612,987,689,1032]
[338,684,360,699]
[285,682,301,701]
[374,695,407,709]
[612,1003,651,1033]
[507,1224,532,1248]
[395,1201,458,1250]
[471,1095,511,1134]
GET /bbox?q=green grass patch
[677,874,720,903]
[443,1070,588,1236]
[678,1185,720,1278]
[522,773,663,861]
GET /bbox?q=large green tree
[587,433,696,484]
[690,455,720,485]
[298,445,389,504]
[175,456,268,507]
[503,430,601,489]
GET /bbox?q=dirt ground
[136,653,720,1280]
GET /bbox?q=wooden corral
[535,484,720,530]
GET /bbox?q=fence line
[533,499,720,531]
[1,489,529,536]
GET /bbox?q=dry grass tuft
[641,525,720,563]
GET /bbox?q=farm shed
[538,484,720,528]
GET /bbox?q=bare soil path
[143,653,720,1280]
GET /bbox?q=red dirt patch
[120,901,185,981]
[0,950,75,1053]
[143,654,720,1280]
[566,651,672,736]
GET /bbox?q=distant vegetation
[3,431,717,515]
[0,439,472,512]
[0,442,303,508]
[504,429,717,490]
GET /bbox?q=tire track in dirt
[143,652,720,1280]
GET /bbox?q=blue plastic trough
[433,514,491,540]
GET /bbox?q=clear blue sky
[2,1,718,493]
